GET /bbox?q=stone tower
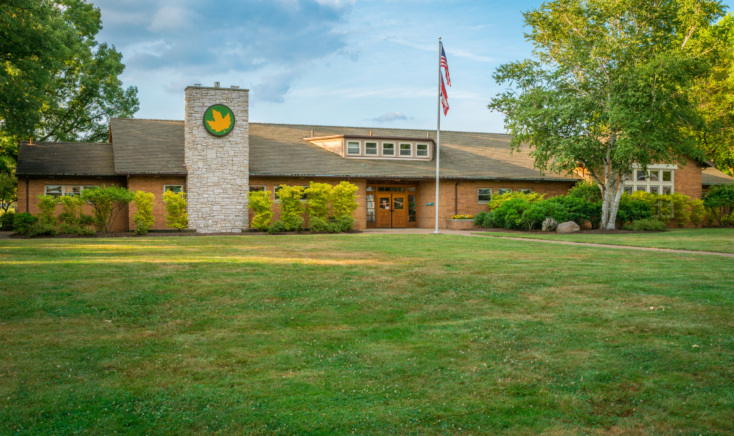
[184,85,249,233]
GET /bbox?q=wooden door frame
[367,183,418,229]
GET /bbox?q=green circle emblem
[203,104,235,136]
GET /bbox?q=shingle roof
[110,118,186,174]
[702,167,734,186]
[16,142,116,176]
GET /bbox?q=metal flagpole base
[432,231,441,234]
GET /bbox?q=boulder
[542,217,558,232]
[556,221,581,234]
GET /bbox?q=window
[478,188,492,204]
[662,186,672,195]
[366,194,376,223]
[378,186,405,192]
[662,171,672,182]
[165,185,183,194]
[45,186,62,198]
[365,142,378,155]
[636,186,647,192]
[650,186,659,194]
[274,185,308,201]
[45,185,98,198]
[347,141,361,155]
[399,143,412,156]
[637,170,647,181]
[498,188,512,195]
[649,170,659,182]
[625,167,674,195]
[408,194,417,223]
[366,186,375,192]
[382,142,395,156]
[416,143,429,157]
[249,185,266,192]
[518,189,532,194]
[624,186,633,195]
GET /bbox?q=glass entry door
[377,195,392,228]
[376,193,408,228]
[391,194,407,227]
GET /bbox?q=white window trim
[625,169,674,194]
[346,140,361,156]
[164,185,184,194]
[416,143,429,157]
[399,143,412,157]
[249,185,267,192]
[381,142,395,156]
[478,188,493,204]
[364,141,378,156]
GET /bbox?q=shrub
[0,211,15,231]
[267,220,288,234]
[75,226,96,236]
[491,198,532,229]
[624,218,666,232]
[81,186,135,233]
[330,181,359,219]
[520,200,569,230]
[336,214,356,232]
[132,191,155,235]
[689,199,706,227]
[703,184,734,227]
[616,194,653,226]
[29,223,57,238]
[58,196,85,226]
[305,182,333,220]
[78,213,95,227]
[548,195,601,228]
[277,185,306,231]
[488,191,544,211]
[474,212,489,227]
[568,181,602,203]
[309,216,330,233]
[248,190,273,231]
[58,223,75,234]
[37,195,58,225]
[164,191,188,231]
[13,212,37,235]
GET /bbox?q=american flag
[440,44,451,86]
[440,74,449,115]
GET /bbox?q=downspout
[454,181,461,216]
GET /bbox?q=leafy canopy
[81,186,134,233]
[164,191,188,231]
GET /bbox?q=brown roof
[702,167,734,186]
[110,118,186,174]
[16,142,116,176]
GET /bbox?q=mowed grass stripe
[0,235,732,435]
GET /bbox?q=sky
[93,0,733,134]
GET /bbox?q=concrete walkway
[360,228,734,258]
[0,231,13,240]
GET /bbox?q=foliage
[0,172,17,212]
[568,181,602,203]
[703,183,734,227]
[451,214,474,220]
[624,218,667,232]
[330,182,359,219]
[520,199,570,230]
[305,182,333,220]
[74,226,96,236]
[549,195,602,228]
[78,213,95,227]
[487,191,544,211]
[247,190,273,231]
[631,191,707,227]
[308,216,329,233]
[132,191,155,235]
[474,212,490,227]
[163,191,188,231]
[58,195,85,226]
[28,223,57,238]
[12,212,37,235]
[277,185,306,232]
[36,195,58,225]
[0,211,15,230]
[267,220,288,234]
[689,199,706,227]
[335,215,356,232]
[616,195,654,225]
[81,186,134,233]
[488,0,727,229]
[490,198,533,230]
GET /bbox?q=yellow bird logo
[207,110,232,132]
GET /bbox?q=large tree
[489,0,728,229]
[0,0,138,169]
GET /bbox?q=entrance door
[377,195,392,228]
[391,194,407,228]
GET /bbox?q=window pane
[650,186,659,194]
[408,194,416,222]
[165,185,183,193]
[649,171,659,181]
[519,189,532,194]
[65,186,81,197]
[624,186,633,195]
[274,186,282,199]
[636,186,647,192]
[249,186,266,192]
[379,197,390,209]
[367,195,375,222]
[393,197,404,210]
[365,142,378,155]
[46,186,62,198]
[382,143,395,155]
[662,186,672,195]
[637,170,647,181]
[366,186,375,192]
[478,188,492,203]
[347,141,360,155]
[399,143,411,156]
[662,171,672,182]
[416,144,428,156]
[407,187,416,192]
[624,172,633,181]
[498,188,512,195]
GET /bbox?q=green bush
[305,182,333,220]
[330,181,359,219]
[277,185,306,231]
[37,195,58,225]
[550,195,601,228]
[13,212,37,235]
[78,214,95,227]
[164,191,188,231]
[568,181,602,203]
[267,220,288,234]
[81,186,135,233]
[491,198,532,229]
[520,201,569,230]
[248,190,273,231]
[336,215,355,232]
[58,223,75,234]
[703,184,734,227]
[488,191,544,211]
[616,195,653,226]
[309,216,329,233]
[132,191,155,235]
[75,226,96,236]
[0,211,15,230]
[624,218,666,232]
[58,196,84,226]
[29,223,57,238]
[474,211,490,227]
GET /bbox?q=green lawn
[476,228,734,253]
[1,235,733,435]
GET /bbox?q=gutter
[249,173,580,182]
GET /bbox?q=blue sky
[94,0,732,134]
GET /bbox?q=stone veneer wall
[184,86,249,233]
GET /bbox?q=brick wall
[248,177,368,230]
[18,176,129,232]
[127,176,187,231]
[674,157,703,200]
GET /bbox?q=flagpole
[433,38,442,234]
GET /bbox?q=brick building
[14,85,734,232]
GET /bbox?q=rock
[542,217,558,232]
[556,221,581,234]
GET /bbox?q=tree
[247,190,273,231]
[488,0,727,229]
[0,173,17,212]
[132,191,155,235]
[277,185,306,231]
[80,186,134,233]
[163,191,188,231]
[330,182,359,219]
[304,182,333,220]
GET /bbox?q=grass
[476,228,734,254]
[1,234,733,435]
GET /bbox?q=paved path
[0,231,13,240]
[360,228,734,258]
